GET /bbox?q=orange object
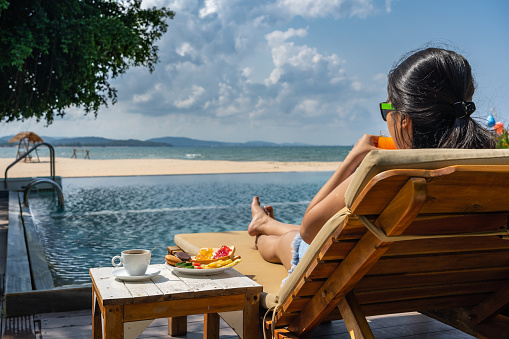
[494,122,504,135]
[194,247,213,260]
[378,136,397,149]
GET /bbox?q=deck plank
[5,193,32,296]
[24,310,476,339]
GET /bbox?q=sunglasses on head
[380,102,395,121]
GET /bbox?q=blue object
[487,113,496,127]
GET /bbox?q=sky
[1,0,508,146]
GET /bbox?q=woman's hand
[343,134,378,170]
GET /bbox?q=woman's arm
[300,134,378,243]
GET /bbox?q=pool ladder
[3,142,63,207]
[23,178,64,208]
[4,142,56,189]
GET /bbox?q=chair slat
[367,251,509,275]
[386,237,509,256]
[320,236,509,261]
[357,267,509,292]
[356,281,504,305]
[293,280,325,298]
[394,213,508,235]
[360,293,490,316]
[305,261,338,279]
[282,296,311,313]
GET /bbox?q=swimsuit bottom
[281,233,309,286]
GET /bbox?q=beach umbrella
[9,131,44,143]
[9,131,44,161]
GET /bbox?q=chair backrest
[346,148,509,206]
[272,150,509,336]
[345,165,509,312]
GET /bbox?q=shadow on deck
[1,310,474,339]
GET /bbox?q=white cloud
[294,99,320,116]
[133,83,165,104]
[275,0,376,19]
[176,42,197,58]
[264,27,346,89]
[173,86,206,109]
[199,0,220,18]
[242,67,252,78]
[142,0,198,12]
[385,0,393,13]
[133,93,153,104]
[265,28,308,46]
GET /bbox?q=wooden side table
[90,263,262,339]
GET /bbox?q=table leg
[103,305,124,339]
[92,289,102,339]
[168,316,187,336]
[243,291,260,339]
[204,313,220,339]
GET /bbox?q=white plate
[112,266,161,281]
[168,261,239,275]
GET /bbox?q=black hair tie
[453,101,476,119]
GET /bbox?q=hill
[0,136,170,147]
[0,135,311,147]
[147,137,309,147]
[51,137,169,147]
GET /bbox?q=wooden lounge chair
[175,148,509,338]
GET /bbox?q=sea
[0,145,352,162]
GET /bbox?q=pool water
[29,172,332,286]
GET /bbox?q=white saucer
[112,266,160,281]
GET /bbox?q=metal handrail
[4,142,56,189]
[23,178,64,208]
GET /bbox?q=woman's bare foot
[248,196,272,236]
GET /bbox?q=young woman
[247,47,495,278]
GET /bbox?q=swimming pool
[29,171,332,286]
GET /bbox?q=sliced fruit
[191,245,236,264]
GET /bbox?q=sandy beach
[0,157,339,178]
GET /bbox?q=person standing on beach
[247,47,495,281]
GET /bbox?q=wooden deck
[1,309,474,338]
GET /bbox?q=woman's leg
[256,230,298,270]
[248,196,300,237]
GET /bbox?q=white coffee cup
[112,249,151,276]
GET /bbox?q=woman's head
[386,47,495,149]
